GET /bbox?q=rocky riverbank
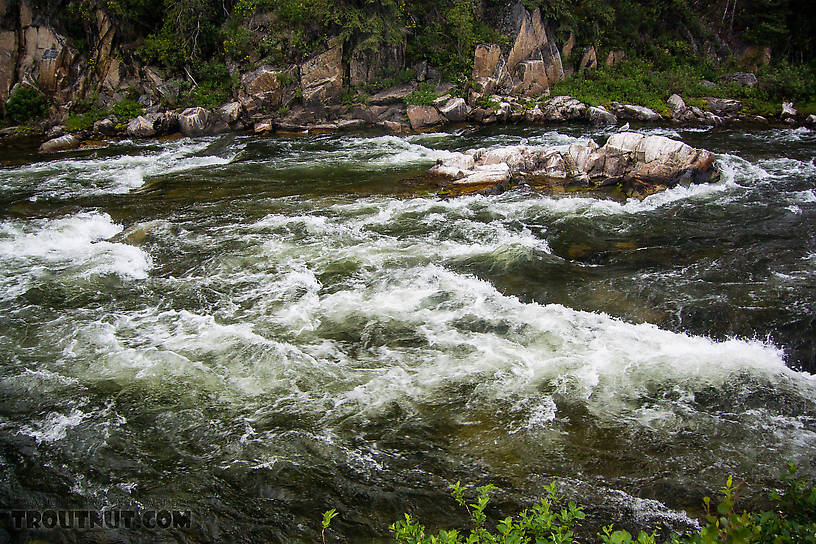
[2,0,814,154]
[6,87,815,156]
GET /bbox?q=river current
[0,125,815,542]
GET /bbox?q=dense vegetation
[324,463,816,544]
[5,0,816,123]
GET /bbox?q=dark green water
[1,125,815,543]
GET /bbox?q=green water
[1,125,815,542]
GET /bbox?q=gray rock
[667,94,686,116]
[806,114,816,126]
[39,134,79,153]
[219,102,244,125]
[127,115,156,137]
[93,118,117,136]
[614,103,662,122]
[701,80,716,89]
[587,105,617,125]
[439,97,468,122]
[718,72,757,88]
[46,124,65,139]
[428,131,719,196]
[706,97,742,115]
[541,95,587,121]
[178,107,211,136]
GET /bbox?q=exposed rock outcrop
[300,37,343,106]
[612,103,662,122]
[428,132,719,197]
[469,1,563,99]
[438,98,468,122]
[349,40,406,87]
[587,105,617,125]
[579,47,597,71]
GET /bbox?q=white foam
[21,408,88,444]
[3,137,239,198]
[0,212,151,299]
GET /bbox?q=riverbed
[1,125,815,542]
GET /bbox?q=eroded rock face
[469,1,564,99]
[300,37,343,106]
[349,40,405,87]
[427,132,719,197]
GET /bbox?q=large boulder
[407,105,443,130]
[426,131,719,197]
[127,115,156,138]
[541,95,587,121]
[300,37,343,106]
[706,97,742,116]
[438,98,468,122]
[587,105,617,125]
[178,107,211,136]
[39,134,79,153]
[613,103,662,122]
[718,72,757,88]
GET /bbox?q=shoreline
[3,92,814,155]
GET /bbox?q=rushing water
[1,125,815,543]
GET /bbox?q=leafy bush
[319,464,816,544]
[111,99,144,123]
[65,108,106,132]
[404,83,437,106]
[5,87,48,125]
[390,481,585,544]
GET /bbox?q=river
[1,125,815,542]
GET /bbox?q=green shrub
[65,108,106,132]
[404,83,437,106]
[111,100,144,123]
[326,464,816,544]
[5,87,48,125]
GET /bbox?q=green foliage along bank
[320,464,816,544]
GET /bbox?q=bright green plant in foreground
[390,481,586,544]
[320,464,816,543]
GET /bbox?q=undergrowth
[320,463,816,544]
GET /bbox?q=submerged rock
[427,131,719,197]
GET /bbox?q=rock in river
[428,131,719,197]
